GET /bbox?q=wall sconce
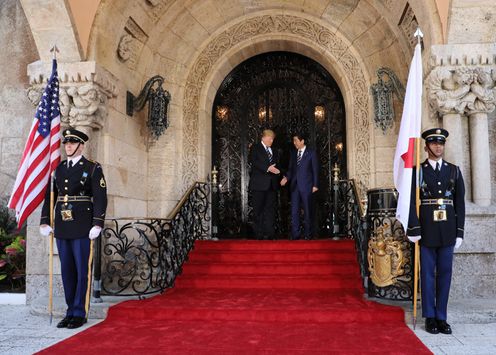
[370,67,405,133]
[314,105,325,122]
[335,142,343,153]
[216,105,228,120]
[126,75,171,140]
[258,106,272,122]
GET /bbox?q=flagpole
[48,172,54,325]
[48,45,58,325]
[50,44,59,60]
[412,28,423,330]
[413,138,421,329]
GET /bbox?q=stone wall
[0,1,38,203]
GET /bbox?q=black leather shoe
[56,316,72,328]
[437,320,452,334]
[425,318,439,334]
[67,316,87,329]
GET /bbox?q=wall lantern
[314,105,325,122]
[216,105,229,120]
[370,68,405,133]
[126,75,171,140]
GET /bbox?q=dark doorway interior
[212,51,346,238]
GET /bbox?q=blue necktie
[266,148,273,163]
[297,150,302,165]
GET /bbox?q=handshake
[267,164,280,175]
[39,224,102,240]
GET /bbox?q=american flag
[8,59,61,229]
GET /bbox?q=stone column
[24,60,118,303]
[468,112,491,206]
[465,68,495,206]
[427,67,472,174]
[441,113,464,167]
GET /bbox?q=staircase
[39,239,431,354]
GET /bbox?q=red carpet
[38,240,431,354]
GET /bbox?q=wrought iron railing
[332,179,368,281]
[93,181,211,298]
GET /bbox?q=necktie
[435,162,440,174]
[297,150,302,165]
[68,160,73,169]
[266,147,273,163]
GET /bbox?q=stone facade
[1,0,495,300]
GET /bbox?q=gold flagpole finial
[50,45,59,60]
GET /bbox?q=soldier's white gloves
[89,226,102,240]
[407,236,421,243]
[39,225,53,237]
[455,237,463,249]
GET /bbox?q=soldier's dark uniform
[40,128,107,327]
[407,128,465,333]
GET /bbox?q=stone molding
[26,60,118,130]
[429,43,496,68]
[182,13,371,193]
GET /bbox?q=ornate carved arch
[182,14,371,192]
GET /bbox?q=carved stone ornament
[399,2,420,52]
[367,225,405,287]
[117,17,148,68]
[27,61,118,132]
[117,34,136,62]
[139,0,175,22]
[64,84,108,129]
[182,13,370,193]
[428,67,496,116]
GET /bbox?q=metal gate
[212,51,346,238]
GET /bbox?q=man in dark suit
[249,129,281,240]
[407,128,465,335]
[281,133,319,240]
[40,128,107,329]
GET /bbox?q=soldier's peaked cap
[421,128,449,144]
[62,128,89,144]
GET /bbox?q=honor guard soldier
[39,128,107,329]
[407,128,465,335]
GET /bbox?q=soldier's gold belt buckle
[433,209,447,222]
[437,198,444,205]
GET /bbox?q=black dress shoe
[67,316,87,329]
[437,320,452,334]
[425,318,439,334]
[56,316,72,328]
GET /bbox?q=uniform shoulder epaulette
[87,158,102,166]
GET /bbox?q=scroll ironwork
[370,67,405,133]
[95,181,211,298]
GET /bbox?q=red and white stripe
[8,115,60,229]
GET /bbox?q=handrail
[95,180,211,298]
[166,181,203,219]
[350,178,365,218]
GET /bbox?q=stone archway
[181,13,372,194]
